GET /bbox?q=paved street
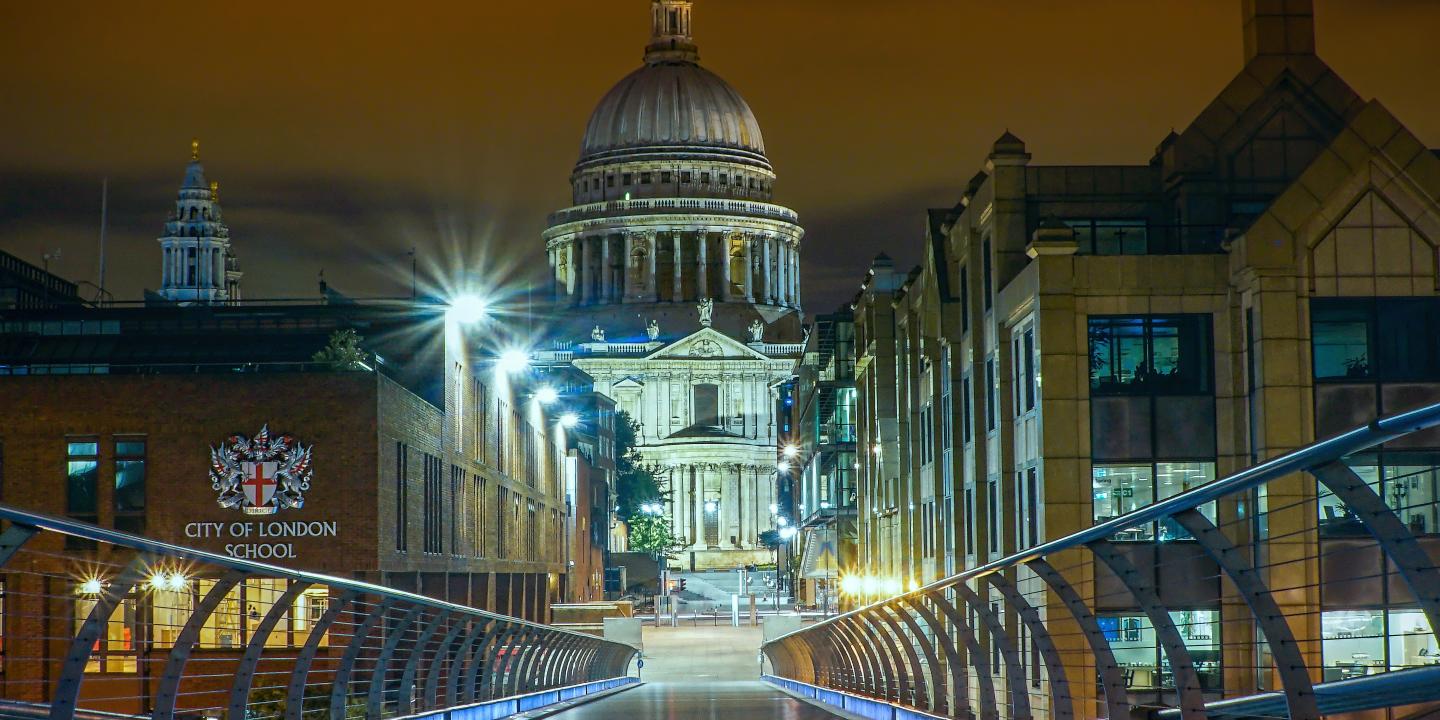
[550,625,845,719]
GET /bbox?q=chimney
[1242,0,1315,63]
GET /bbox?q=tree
[312,329,370,371]
[613,410,663,520]
[628,512,684,557]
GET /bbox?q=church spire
[645,0,698,65]
[157,141,240,305]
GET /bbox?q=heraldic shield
[209,425,313,515]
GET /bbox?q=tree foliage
[613,410,663,520]
[312,329,371,371]
[627,512,684,557]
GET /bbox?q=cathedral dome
[576,0,768,170]
[579,62,767,167]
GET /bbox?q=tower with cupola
[157,140,242,304]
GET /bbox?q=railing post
[985,572,1074,720]
[227,580,311,719]
[329,598,396,718]
[1087,539,1208,720]
[154,570,246,720]
[394,610,451,716]
[365,604,423,718]
[887,599,949,715]
[285,589,357,720]
[900,593,970,718]
[955,582,1031,719]
[458,620,498,703]
[0,523,38,567]
[873,601,933,710]
[924,588,1000,720]
[1025,558,1129,720]
[50,554,152,720]
[420,617,468,711]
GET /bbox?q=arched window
[189,207,197,220]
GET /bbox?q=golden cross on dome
[191,138,200,161]
[210,181,219,202]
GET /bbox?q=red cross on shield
[240,461,279,509]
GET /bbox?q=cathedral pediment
[646,328,770,361]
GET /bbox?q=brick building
[0,298,608,711]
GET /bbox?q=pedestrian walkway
[548,624,845,719]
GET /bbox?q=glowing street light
[777,461,791,473]
[535,386,560,405]
[768,503,779,515]
[704,500,718,513]
[782,444,799,459]
[779,526,798,540]
[446,295,488,325]
[559,412,580,429]
[78,577,104,595]
[497,348,531,375]
[776,516,789,527]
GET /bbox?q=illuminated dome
[579,62,768,168]
[574,0,769,172]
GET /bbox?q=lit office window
[114,439,146,534]
[1089,315,1211,394]
[75,592,138,673]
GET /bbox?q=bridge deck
[547,681,844,719]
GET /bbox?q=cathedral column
[566,241,578,301]
[600,235,612,302]
[696,232,708,299]
[622,233,634,302]
[767,237,779,304]
[725,465,741,547]
[791,246,801,307]
[776,242,787,307]
[646,232,658,301]
[742,234,754,301]
[720,233,733,300]
[672,232,683,301]
[694,465,708,548]
[578,237,591,304]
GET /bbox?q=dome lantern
[646,0,698,65]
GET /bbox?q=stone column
[566,241,578,301]
[600,235,612,303]
[720,233,733,301]
[776,242,788,306]
[622,233,634,302]
[695,465,709,549]
[696,232,708,299]
[578,237,591,304]
[672,233,683,301]
[725,465,741,547]
[742,234,754,301]
[791,244,801,307]
[646,232,658,301]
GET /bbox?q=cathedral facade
[542,0,804,569]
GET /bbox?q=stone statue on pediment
[591,326,606,343]
[646,319,660,341]
[748,319,764,342]
[698,297,714,327]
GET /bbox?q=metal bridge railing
[0,504,637,719]
[762,402,1440,720]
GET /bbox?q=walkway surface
[549,624,844,719]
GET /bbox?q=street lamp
[535,385,560,405]
[774,523,798,613]
[497,348,530,375]
[446,295,488,325]
[782,444,799,459]
[558,412,580,429]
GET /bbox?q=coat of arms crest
[209,425,313,515]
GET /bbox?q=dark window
[395,443,408,552]
[964,487,975,554]
[985,358,997,431]
[640,172,652,184]
[693,384,719,427]
[1376,299,1440,381]
[1312,302,1372,380]
[622,173,633,186]
[114,439,145,534]
[982,237,993,311]
[961,376,973,444]
[1064,219,1149,255]
[661,171,672,184]
[1023,328,1036,411]
[1312,298,1440,382]
[987,479,999,552]
[1025,467,1039,547]
[960,265,970,334]
[719,174,729,186]
[1089,315,1212,395]
[606,175,615,188]
[423,454,442,554]
[681,171,692,183]
[700,172,710,184]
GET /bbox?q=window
[75,590,137,673]
[423,454,443,554]
[1023,329,1036,412]
[982,237,993,311]
[984,358,997,431]
[151,582,194,647]
[1064,219,1149,255]
[959,265,970,334]
[1024,467,1039,547]
[1101,610,1221,690]
[681,171,692,184]
[114,439,145,533]
[622,173,633,186]
[964,487,975,555]
[1089,315,1212,394]
[1312,298,1440,382]
[661,171,672,184]
[986,479,999,553]
[719,173,728,186]
[693,384,719,427]
[961,376,972,444]
[700,172,710,184]
[67,441,99,534]
[606,175,615,188]
[395,442,408,552]
[1092,462,1217,541]
[199,579,243,649]
[640,172,652,184]
[1319,454,1440,537]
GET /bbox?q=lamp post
[776,521,796,613]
